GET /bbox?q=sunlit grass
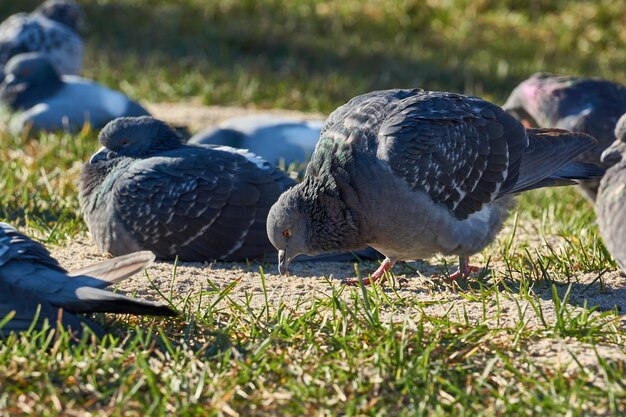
[2,0,624,113]
[1,0,626,415]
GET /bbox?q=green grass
[2,0,625,113]
[1,0,626,415]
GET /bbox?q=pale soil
[146,100,324,133]
[52,102,626,379]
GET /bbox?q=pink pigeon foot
[448,257,480,280]
[344,258,396,286]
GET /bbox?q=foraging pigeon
[0,53,150,134]
[0,222,177,338]
[596,113,626,274]
[189,114,324,167]
[79,116,298,262]
[503,73,626,201]
[0,0,83,76]
[267,89,602,285]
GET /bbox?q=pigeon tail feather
[501,128,600,195]
[68,287,177,316]
[67,251,155,286]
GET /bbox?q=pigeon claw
[450,263,480,281]
[343,258,395,287]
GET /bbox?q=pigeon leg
[448,255,480,280]
[344,257,396,286]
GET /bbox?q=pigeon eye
[282,229,291,238]
[121,139,129,146]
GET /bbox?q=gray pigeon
[0,0,83,77]
[0,222,177,338]
[189,114,324,167]
[79,116,298,262]
[596,113,626,275]
[503,73,626,201]
[0,53,150,134]
[267,89,603,285]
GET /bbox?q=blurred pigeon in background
[189,114,324,167]
[503,73,626,201]
[267,89,602,285]
[0,53,150,134]
[0,0,84,77]
[596,113,626,275]
[0,222,177,339]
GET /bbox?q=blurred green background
[2,0,624,113]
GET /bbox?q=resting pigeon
[0,222,177,338]
[267,89,603,285]
[0,0,83,77]
[0,53,150,134]
[79,116,299,262]
[503,73,626,201]
[596,113,626,275]
[189,114,324,167]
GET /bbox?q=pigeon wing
[112,148,285,260]
[0,222,65,272]
[376,91,527,220]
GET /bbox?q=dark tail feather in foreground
[66,287,177,316]
[0,281,105,339]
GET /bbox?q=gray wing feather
[0,222,64,271]
[112,147,293,261]
[501,128,599,195]
[375,91,527,220]
[67,250,155,285]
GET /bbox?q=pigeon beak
[601,141,625,167]
[278,250,290,275]
[1,73,14,85]
[0,74,27,94]
[89,146,113,164]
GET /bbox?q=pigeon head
[615,113,626,143]
[267,170,364,275]
[601,114,626,167]
[35,0,84,33]
[0,53,62,109]
[502,77,545,128]
[95,116,186,160]
[267,190,312,275]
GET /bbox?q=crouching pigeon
[79,116,298,262]
[0,222,176,338]
[0,0,84,77]
[189,114,324,167]
[267,89,603,285]
[596,114,626,275]
[503,73,626,201]
[0,53,150,134]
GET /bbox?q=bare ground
[52,102,626,379]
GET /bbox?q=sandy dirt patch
[146,100,324,133]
